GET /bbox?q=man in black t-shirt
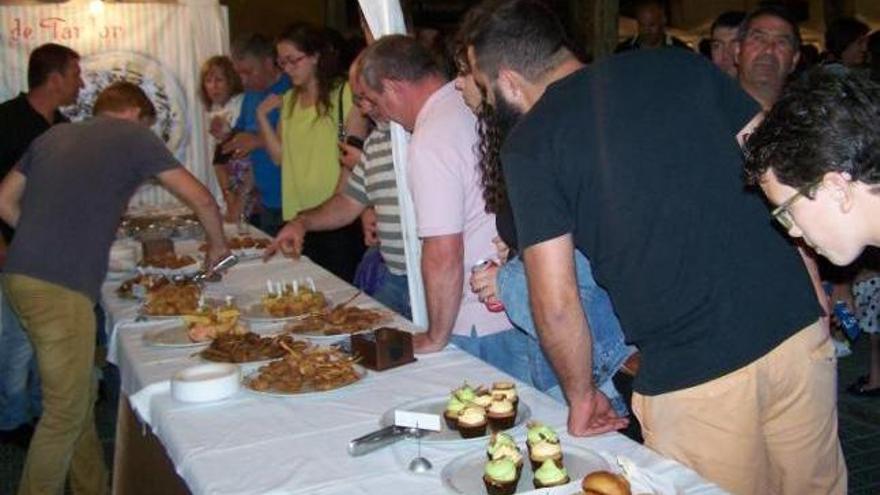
[454,1,637,424]
[0,43,83,245]
[0,43,82,444]
[461,1,846,493]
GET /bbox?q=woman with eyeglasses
[256,23,368,282]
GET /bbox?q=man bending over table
[0,81,228,495]
[459,1,845,493]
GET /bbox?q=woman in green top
[257,23,367,281]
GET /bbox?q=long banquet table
[101,233,727,495]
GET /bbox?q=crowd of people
[0,0,879,493]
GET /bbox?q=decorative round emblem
[61,51,189,158]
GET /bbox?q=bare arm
[343,107,370,143]
[264,192,365,259]
[156,168,228,266]
[255,94,283,165]
[0,169,26,228]
[524,235,591,401]
[737,112,764,148]
[523,234,627,435]
[221,131,264,161]
[299,193,364,231]
[213,164,231,192]
[414,233,465,353]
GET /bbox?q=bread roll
[581,470,631,495]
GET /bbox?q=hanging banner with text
[0,0,228,206]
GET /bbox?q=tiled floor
[838,333,880,495]
[1,337,878,494]
[842,411,880,495]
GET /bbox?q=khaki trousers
[3,274,108,495]
[632,321,846,495]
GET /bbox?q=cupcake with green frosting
[457,405,488,439]
[526,422,558,447]
[532,458,570,489]
[487,396,517,431]
[444,395,466,430]
[486,432,523,475]
[472,389,494,408]
[452,383,477,403]
[526,422,562,470]
[483,458,520,495]
[486,432,517,459]
[491,381,518,407]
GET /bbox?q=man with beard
[460,1,845,493]
[358,35,533,383]
[734,7,801,110]
[453,27,637,420]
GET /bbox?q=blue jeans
[450,327,534,386]
[497,250,635,414]
[0,292,41,429]
[355,249,412,321]
[372,269,411,321]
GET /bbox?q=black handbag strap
[337,80,346,140]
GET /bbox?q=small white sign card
[394,410,442,431]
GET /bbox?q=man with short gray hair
[734,6,801,110]
[359,35,533,382]
[224,34,291,235]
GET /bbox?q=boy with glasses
[746,66,880,398]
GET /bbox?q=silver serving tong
[191,253,239,284]
[347,425,430,457]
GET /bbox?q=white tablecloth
[101,242,727,495]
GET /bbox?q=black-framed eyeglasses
[277,54,307,68]
[771,180,821,231]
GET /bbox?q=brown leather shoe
[619,352,641,377]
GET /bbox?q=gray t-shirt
[5,116,180,301]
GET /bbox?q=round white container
[171,363,240,403]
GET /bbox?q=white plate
[380,396,531,444]
[143,325,208,348]
[138,261,202,277]
[441,443,612,494]
[106,269,135,281]
[240,300,329,323]
[290,329,373,345]
[285,309,393,342]
[137,297,227,320]
[233,247,267,260]
[241,363,368,398]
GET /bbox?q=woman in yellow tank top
[256,23,367,281]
